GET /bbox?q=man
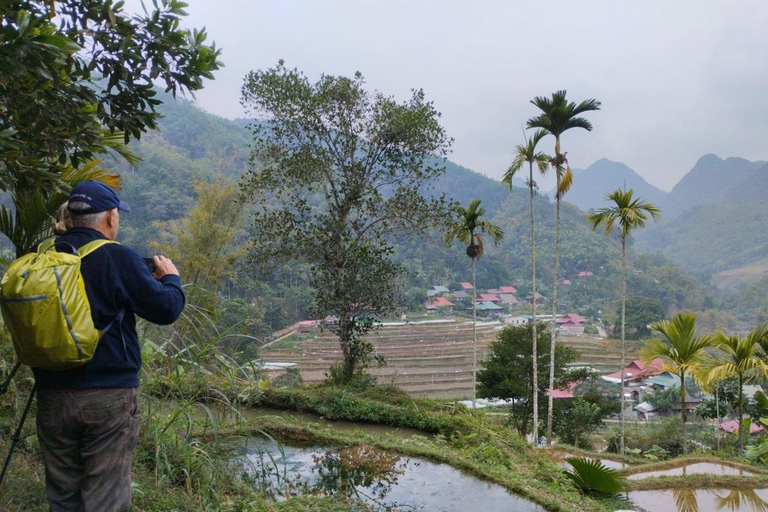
[32,180,185,512]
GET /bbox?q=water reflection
[631,488,768,512]
[304,446,406,503]
[628,463,757,480]
[245,441,546,511]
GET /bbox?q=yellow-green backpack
[0,238,120,370]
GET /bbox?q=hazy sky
[129,0,768,191]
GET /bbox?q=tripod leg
[0,383,36,489]
[0,362,21,396]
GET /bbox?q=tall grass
[136,296,271,507]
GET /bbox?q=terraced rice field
[259,318,633,399]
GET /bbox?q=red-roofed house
[549,381,580,399]
[499,286,517,294]
[476,293,500,303]
[562,313,587,324]
[718,420,765,434]
[460,282,474,290]
[602,359,664,385]
[298,320,317,333]
[560,279,572,286]
[427,296,455,311]
[577,271,594,278]
[556,313,588,334]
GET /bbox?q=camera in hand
[143,257,156,273]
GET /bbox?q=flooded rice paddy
[627,462,758,479]
[244,440,545,511]
[629,488,768,512]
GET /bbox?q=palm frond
[564,457,627,495]
[557,166,573,198]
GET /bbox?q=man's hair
[68,201,108,229]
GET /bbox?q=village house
[475,301,503,316]
[426,296,454,312]
[718,419,765,435]
[503,315,529,326]
[459,282,474,291]
[602,359,664,386]
[557,313,587,335]
[297,320,317,333]
[428,285,450,297]
[498,294,519,306]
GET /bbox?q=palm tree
[0,131,137,260]
[527,90,600,444]
[704,324,768,454]
[642,313,714,454]
[0,158,128,259]
[502,128,549,443]
[444,199,503,408]
[589,188,660,454]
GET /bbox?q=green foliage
[477,324,585,435]
[553,398,602,449]
[0,0,221,194]
[555,378,620,449]
[646,387,680,414]
[443,199,504,260]
[150,179,248,290]
[643,444,672,461]
[564,457,627,495]
[240,64,452,382]
[272,368,304,389]
[620,296,665,339]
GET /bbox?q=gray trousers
[36,388,141,512]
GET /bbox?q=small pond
[244,440,546,511]
[627,462,758,480]
[630,488,768,512]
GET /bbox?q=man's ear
[106,208,119,226]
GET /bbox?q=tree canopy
[240,64,453,382]
[0,0,222,194]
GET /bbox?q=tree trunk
[716,386,721,451]
[620,235,626,456]
[528,163,539,446]
[547,137,562,447]
[680,369,687,455]
[339,315,355,381]
[739,374,744,454]
[472,256,477,409]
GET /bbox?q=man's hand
[151,255,180,280]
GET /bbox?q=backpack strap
[77,239,119,258]
[37,238,56,254]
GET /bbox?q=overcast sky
[130,0,768,191]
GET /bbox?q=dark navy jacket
[32,227,185,389]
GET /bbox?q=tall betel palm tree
[444,199,503,408]
[527,90,600,444]
[704,324,768,454]
[642,313,714,455]
[589,188,660,454]
[502,128,549,444]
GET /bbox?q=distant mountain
[659,154,759,219]
[545,159,667,212]
[635,154,768,277]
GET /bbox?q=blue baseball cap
[68,181,131,213]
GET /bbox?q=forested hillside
[99,97,726,332]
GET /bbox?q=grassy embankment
[1,369,627,512]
